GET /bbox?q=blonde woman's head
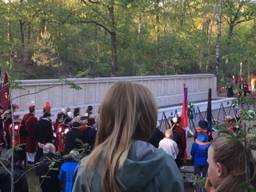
[85,81,158,192]
[96,81,157,145]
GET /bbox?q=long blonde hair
[84,81,157,192]
[211,136,256,192]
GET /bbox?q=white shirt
[158,138,179,160]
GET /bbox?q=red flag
[0,72,10,111]
[181,84,188,129]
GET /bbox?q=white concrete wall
[11,74,217,116]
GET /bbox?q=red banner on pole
[0,72,10,111]
[181,84,188,129]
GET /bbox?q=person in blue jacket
[191,134,210,177]
[72,82,184,192]
[58,150,79,192]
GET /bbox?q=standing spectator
[80,124,97,149]
[64,108,72,125]
[205,135,256,192]
[58,150,79,192]
[195,120,212,141]
[159,128,179,160]
[20,103,38,163]
[85,105,93,117]
[0,150,29,192]
[191,134,210,177]
[72,107,81,123]
[34,112,53,162]
[35,143,61,192]
[64,122,83,154]
[73,82,184,192]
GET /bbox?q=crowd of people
[0,103,97,192]
[0,81,255,192]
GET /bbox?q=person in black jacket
[81,125,97,149]
[64,122,83,154]
[0,150,29,192]
[35,143,61,192]
[34,112,53,162]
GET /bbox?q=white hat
[172,117,178,123]
[43,143,56,154]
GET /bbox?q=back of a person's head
[96,81,157,144]
[29,104,35,113]
[164,129,172,139]
[87,105,93,113]
[85,81,157,192]
[211,136,256,192]
[43,143,56,154]
[198,120,208,130]
[73,107,80,117]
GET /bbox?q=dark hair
[87,105,93,113]
[43,112,51,118]
[29,106,35,113]
[198,120,208,129]
[74,107,80,117]
[72,121,81,129]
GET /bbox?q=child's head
[198,120,208,130]
[164,129,172,139]
[207,136,256,192]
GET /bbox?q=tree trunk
[154,0,161,73]
[19,20,25,64]
[206,16,214,71]
[110,31,117,76]
[216,0,222,77]
[108,2,117,76]
[27,23,31,45]
[199,0,209,71]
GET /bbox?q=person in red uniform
[171,116,187,167]
[20,103,38,163]
[0,106,4,150]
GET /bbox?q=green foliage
[213,95,256,191]
[0,0,255,78]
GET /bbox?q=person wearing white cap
[35,143,61,192]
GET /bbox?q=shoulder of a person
[75,157,89,178]
[79,156,90,167]
[156,152,183,188]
